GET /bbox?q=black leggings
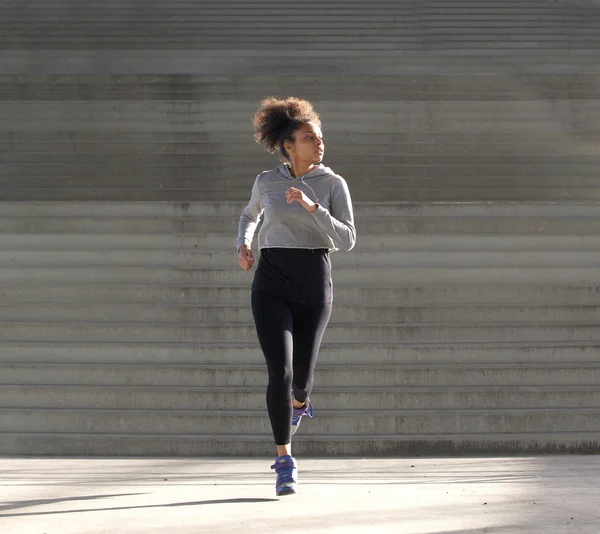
[251,289,333,445]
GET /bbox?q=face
[285,122,324,164]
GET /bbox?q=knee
[268,364,293,389]
[292,375,313,395]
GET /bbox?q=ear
[284,141,294,154]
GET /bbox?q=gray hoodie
[236,163,356,253]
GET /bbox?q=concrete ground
[1,456,599,534]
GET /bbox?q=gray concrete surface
[2,202,600,456]
[1,456,599,533]
[4,1,600,203]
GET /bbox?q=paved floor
[1,456,599,533]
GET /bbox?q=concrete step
[5,127,594,141]
[2,363,599,388]
[5,17,434,24]
[0,42,428,51]
[7,165,600,203]
[0,3,576,12]
[8,187,600,202]
[3,27,597,37]
[7,167,600,184]
[2,73,597,87]
[4,200,600,218]
[0,1,573,6]
[5,215,600,236]
[10,180,600,197]
[3,303,600,325]
[3,142,597,157]
[4,233,600,252]
[2,407,598,436]
[4,19,597,29]
[4,84,600,101]
[2,5,571,11]
[0,431,597,456]
[7,200,600,217]
[4,51,600,78]
[3,266,600,285]
[5,100,600,116]
[0,341,598,365]
[2,75,597,88]
[0,131,568,147]
[15,164,600,184]
[8,153,600,166]
[7,165,600,180]
[4,139,598,158]
[8,183,600,203]
[5,250,600,269]
[0,322,597,344]
[6,89,600,101]
[3,109,598,127]
[3,43,599,54]
[3,99,598,117]
[4,283,600,306]
[4,24,596,33]
[0,385,598,410]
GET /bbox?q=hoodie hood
[276,163,336,180]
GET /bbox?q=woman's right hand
[238,245,255,271]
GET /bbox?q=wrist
[307,203,319,213]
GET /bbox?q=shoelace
[271,458,295,471]
[294,399,314,417]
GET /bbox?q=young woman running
[236,97,356,496]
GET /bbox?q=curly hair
[253,97,321,161]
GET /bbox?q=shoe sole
[277,486,298,496]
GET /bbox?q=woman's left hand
[286,186,318,213]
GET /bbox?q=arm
[236,175,264,252]
[310,176,356,251]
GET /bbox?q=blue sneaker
[291,397,314,436]
[270,455,298,496]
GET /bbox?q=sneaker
[291,397,314,436]
[270,455,298,496]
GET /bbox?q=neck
[288,161,318,178]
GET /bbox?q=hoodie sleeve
[236,174,264,251]
[310,175,356,251]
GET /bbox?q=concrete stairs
[2,0,600,456]
[3,80,600,202]
[2,1,600,50]
[2,0,600,202]
[1,201,600,455]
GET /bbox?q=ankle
[276,444,292,458]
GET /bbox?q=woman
[236,97,356,496]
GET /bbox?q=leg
[290,300,333,404]
[251,290,294,453]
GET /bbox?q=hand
[238,245,255,271]
[286,187,318,213]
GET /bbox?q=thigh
[251,290,294,372]
[290,301,333,370]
